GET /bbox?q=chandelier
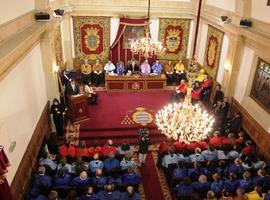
[155,63,215,144]
[129,0,165,58]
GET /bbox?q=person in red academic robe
[75,141,88,158]
[171,79,188,102]
[191,81,203,102]
[209,131,223,148]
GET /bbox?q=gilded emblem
[165,28,182,52]
[84,27,100,51]
[132,107,153,126]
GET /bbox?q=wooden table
[105,74,167,91]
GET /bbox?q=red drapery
[110,17,157,66]
[0,146,12,200]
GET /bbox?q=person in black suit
[127,59,139,74]
[65,79,79,96]
[50,98,64,137]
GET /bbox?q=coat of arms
[165,27,182,53]
[84,27,100,51]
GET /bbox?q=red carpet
[78,91,172,145]
[139,153,165,200]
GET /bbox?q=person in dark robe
[53,168,71,187]
[50,98,64,137]
[122,167,141,185]
[65,79,80,96]
[213,84,224,106]
[127,59,139,74]
[80,186,98,200]
[138,129,150,167]
[71,170,91,187]
[224,172,240,195]
[229,112,242,133]
[34,166,52,188]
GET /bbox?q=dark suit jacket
[66,83,80,96]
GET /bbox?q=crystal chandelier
[129,0,165,58]
[155,62,215,144]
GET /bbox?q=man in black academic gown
[65,79,80,96]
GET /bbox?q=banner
[158,18,191,61]
[204,25,224,79]
[73,16,110,61]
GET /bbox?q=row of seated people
[158,130,270,199]
[171,74,212,103]
[29,140,142,200]
[68,58,192,86]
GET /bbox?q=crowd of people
[158,84,270,200]
[29,129,151,200]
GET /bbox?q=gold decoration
[166,28,182,52]
[159,18,191,61]
[132,107,153,126]
[84,27,100,51]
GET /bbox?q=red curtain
[0,146,12,200]
[110,17,157,66]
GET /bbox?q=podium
[67,94,89,124]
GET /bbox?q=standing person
[138,128,150,167]
[50,98,64,138]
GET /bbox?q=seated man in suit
[140,59,151,76]
[104,60,116,74]
[151,59,163,74]
[66,78,80,96]
[127,58,139,74]
[92,59,104,86]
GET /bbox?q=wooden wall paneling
[231,97,270,161]
[10,101,51,200]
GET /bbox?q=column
[40,20,61,102]
[222,33,244,97]
[60,12,74,70]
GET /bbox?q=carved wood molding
[10,102,51,200]
[231,97,270,160]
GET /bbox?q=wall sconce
[53,65,60,73]
[224,63,231,71]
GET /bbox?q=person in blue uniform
[191,175,211,198]
[224,172,240,195]
[210,173,224,198]
[227,158,245,176]
[71,171,91,187]
[116,61,126,75]
[151,60,163,74]
[57,157,72,174]
[103,152,120,172]
[120,154,136,170]
[175,177,194,198]
[189,148,205,163]
[239,171,253,192]
[34,166,52,188]
[162,149,178,168]
[201,146,218,161]
[172,162,187,180]
[121,186,140,200]
[97,184,122,200]
[80,186,98,200]
[53,168,71,187]
[122,168,141,185]
[88,153,104,173]
[92,168,107,190]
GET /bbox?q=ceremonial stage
[65,90,172,145]
[105,74,167,91]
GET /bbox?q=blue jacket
[103,158,120,171]
[173,167,187,179]
[34,174,52,188]
[176,183,193,196]
[224,179,239,194]
[96,190,122,200]
[88,160,104,173]
[71,176,91,187]
[53,174,71,187]
[92,176,107,188]
[211,180,224,195]
[122,173,141,185]
[121,192,140,200]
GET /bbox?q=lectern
[67,94,89,124]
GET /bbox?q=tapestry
[73,16,110,61]
[121,107,154,126]
[250,58,270,113]
[158,18,191,61]
[123,26,145,49]
[54,25,64,68]
[204,25,224,79]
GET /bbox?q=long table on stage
[105,74,167,91]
